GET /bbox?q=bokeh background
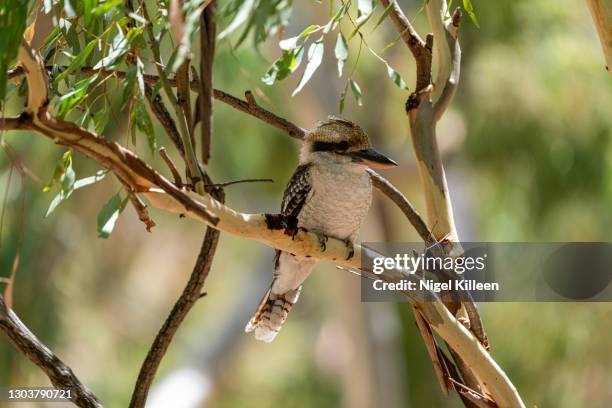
[1,0,611,407]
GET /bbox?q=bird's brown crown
[305,116,371,151]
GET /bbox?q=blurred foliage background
[1,0,611,407]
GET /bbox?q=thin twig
[199,0,216,163]
[207,178,273,188]
[159,147,183,187]
[144,84,185,157]
[0,137,41,183]
[7,67,307,140]
[127,190,156,232]
[368,169,436,245]
[129,183,224,408]
[0,295,103,407]
[413,305,451,395]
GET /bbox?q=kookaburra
[245,117,397,342]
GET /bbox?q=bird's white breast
[298,160,372,241]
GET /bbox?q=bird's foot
[313,231,329,252]
[344,239,355,260]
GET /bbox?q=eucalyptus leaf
[262,46,304,85]
[350,79,363,106]
[334,33,349,77]
[462,0,480,28]
[218,0,256,40]
[373,0,395,31]
[386,63,407,89]
[97,193,128,238]
[55,40,97,83]
[279,25,319,51]
[358,0,376,19]
[93,25,128,69]
[292,39,324,96]
[0,0,27,107]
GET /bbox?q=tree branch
[0,295,103,408]
[368,169,436,245]
[379,0,432,91]
[7,67,307,140]
[199,0,216,163]
[586,0,612,71]
[426,3,462,120]
[5,39,524,408]
[129,223,222,408]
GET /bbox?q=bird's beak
[345,148,398,169]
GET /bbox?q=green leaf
[44,150,79,217]
[0,0,28,108]
[348,12,374,40]
[93,25,128,69]
[121,64,137,110]
[218,0,256,40]
[373,0,395,31]
[43,150,73,193]
[47,170,108,217]
[350,79,363,106]
[131,97,156,154]
[358,0,376,19]
[338,83,348,113]
[292,39,324,96]
[56,75,98,119]
[334,33,349,77]
[386,63,407,89]
[462,0,480,28]
[55,40,97,83]
[261,46,304,85]
[97,193,128,239]
[93,103,110,134]
[74,170,108,190]
[92,0,123,16]
[279,25,319,51]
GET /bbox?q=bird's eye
[337,141,349,150]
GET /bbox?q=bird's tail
[245,284,302,343]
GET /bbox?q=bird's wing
[280,163,312,218]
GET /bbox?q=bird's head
[300,117,397,169]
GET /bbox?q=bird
[245,117,397,342]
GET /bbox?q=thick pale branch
[0,295,102,408]
[425,1,462,120]
[586,0,612,71]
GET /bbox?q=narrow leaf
[358,0,376,18]
[348,12,374,40]
[386,63,408,89]
[292,39,324,96]
[373,0,395,31]
[218,0,256,39]
[462,0,480,28]
[93,25,128,69]
[97,193,128,239]
[0,0,28,108]
[279,25,319,51]
[55,40,97,83]
[334,33,349,77]
[350,79,363,106]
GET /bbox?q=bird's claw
[344,239,355,260]
[315,232,329,252]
